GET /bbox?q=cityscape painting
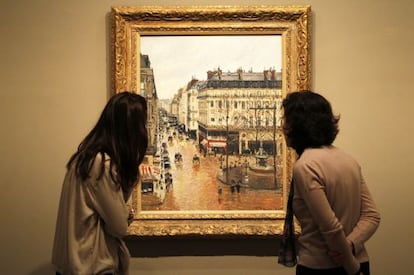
[111,5,311,237]
[139,35,284,212]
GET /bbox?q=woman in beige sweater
[52,92,148,274]
[282,91,380,275]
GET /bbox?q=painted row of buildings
[170,67,284,156]
[140,54,284,158]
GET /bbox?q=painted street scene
[138,35,285,211]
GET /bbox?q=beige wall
[1,0,413,274]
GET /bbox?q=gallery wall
[1,0,413,274]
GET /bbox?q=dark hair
[282,90,339,155]
[67,92,148,192]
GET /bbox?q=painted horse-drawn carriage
[174,152,183,163]
[192,154,200,165]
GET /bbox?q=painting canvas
[111,5,311,237]
[139,35,284,212]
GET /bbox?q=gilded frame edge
[110,5,311,237]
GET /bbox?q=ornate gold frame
[111,5,311,237]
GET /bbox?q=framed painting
[111,5,311,237]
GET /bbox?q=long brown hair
[67,92,148,192]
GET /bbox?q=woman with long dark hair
[281,91,380,275]
[52,92,148,274]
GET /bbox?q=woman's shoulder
[297,146,359,170]
[91,152,109,165]
[297,146,331,161]
[89,153,112,177]
[300,145,345,158]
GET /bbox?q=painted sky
[140,35,282,99]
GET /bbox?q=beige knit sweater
[292,146,380,274]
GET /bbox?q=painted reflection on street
[141,135,283,211]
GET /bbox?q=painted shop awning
[140,164,160,180]
[208,141,226,147]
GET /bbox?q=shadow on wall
[125,236,282,257]
[28,263,54,275]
